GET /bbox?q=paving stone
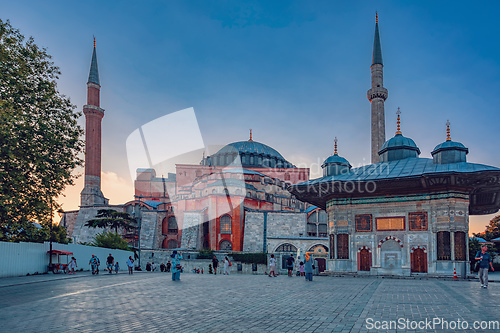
[0,273,499,332]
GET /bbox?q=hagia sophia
[62,16,500,276]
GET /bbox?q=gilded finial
[446,120,451,141]
[93,36,96,48]
[249,129,253,141]
[395,107,402,135]
[334,137,338,155]
[376,12,378,24]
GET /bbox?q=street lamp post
[48,196,53,272]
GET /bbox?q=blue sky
[2,1,500,234]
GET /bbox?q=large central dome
[203,140,295,168]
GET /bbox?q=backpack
[287,257,294,265]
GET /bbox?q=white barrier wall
[0,241,133,278]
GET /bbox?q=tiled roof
[300,157,500,185]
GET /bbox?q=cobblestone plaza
[0,272,499,332]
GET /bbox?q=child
[114,262,119,274]
[69,257,77,274]
[299,261,305,276]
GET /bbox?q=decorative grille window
[454,231,466,261]
[337,234,349,259]
[437,231,451,260]
[329,235,335,259]
[220,215,232,234]
[220,240,232,251]
[276,243,297,252]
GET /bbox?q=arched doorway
[380,239,402,271]
[358,248,371,271]
[411,247,427,273]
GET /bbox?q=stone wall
[181,212,202,249]
[140,210,161,249]
[267,212,306,238]
[242,212,264,252]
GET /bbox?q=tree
[0,19,84,242]
[85,209,136,234]
[91,231,132,251]
[484,215,500,241]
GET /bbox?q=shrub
[230,252,267,265]
[197,249,214,259]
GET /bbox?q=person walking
[171,250,183,281]
[166,261,171,273]
[304,252,314,281]
[212,256,219,275]
[287,254,295,277]
[126,256,134,274]
[68,257,77,274]
[223,256,231,275]
[114,262,120,274]
[475,245,495,288]
[89,254,99,275]
[106,253,114,274]
[268,254,277,277]
[94,255,100,274]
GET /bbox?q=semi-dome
[378,133,421,162]
[216,141,285,160]
[202,133,295,168]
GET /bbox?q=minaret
[367,13,388,163]
[80,38,108,206]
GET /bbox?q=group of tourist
[88,254,120,275]
[268,252,314,281]
[211,256,231,275]
[77,246,494,287]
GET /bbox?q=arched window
[168,217,178,234]
[308,244,329,253]
[220,240,232,251]
[284,172,291,181]
[275,243,297,252]
[220,215,231,234]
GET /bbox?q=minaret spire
[80,38,108,206]
[446,120,451,141]
[334,137,338,155]
[395,107,402,135]
[249,129,253,141]
[367,13,388,163]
